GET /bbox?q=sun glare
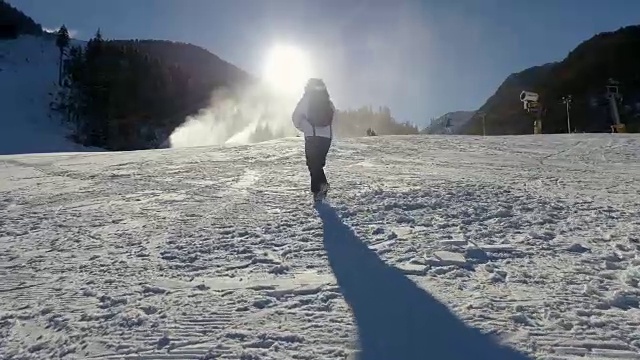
[262,44,313,96]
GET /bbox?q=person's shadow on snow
[315,203,532,360]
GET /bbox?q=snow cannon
[520,91,539,111]
[520,90,543,133]
[520,91,539,103]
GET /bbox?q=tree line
[0,0,42,39]
[334,106,419,137]
[240,105,418,143]
[52,29,207,150]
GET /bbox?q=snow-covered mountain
[0,35,98,155]
[424,110,476,134]
[2,134,639,359]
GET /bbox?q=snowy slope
[1,134,640,359]
[426,110,476,134]
[0,35,93,155]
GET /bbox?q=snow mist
[168,85,299,148]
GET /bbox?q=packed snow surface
[1,134,640,359]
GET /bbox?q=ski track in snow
[1,134,640,359]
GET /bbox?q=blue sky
[11,0,640,126]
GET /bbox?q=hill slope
[0,0,260,154]
[0,35,97,155]
[117,40,255,90]
[0,1,95,155]
[423,110,476,134]
[2,134,640,359]
[0,0,42,38]
[462,25,640,135]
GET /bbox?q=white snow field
[1,134,640,359]
[0,35,94,155]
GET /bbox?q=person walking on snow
[292,78,335,202]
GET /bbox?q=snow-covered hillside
[1,134,640,359]
[425,110,475,135]
[0,35,92,155]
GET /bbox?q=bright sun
[262,44,313,96]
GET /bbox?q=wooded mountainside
[0,0,42,39]
[461,25,640,135]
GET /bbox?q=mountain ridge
[422,110,476,135]
[461,25,640,135]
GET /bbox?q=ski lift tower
[561,95,572,133]
[520,91,542,134]
[476,111,487,136]
[606,79,626,133]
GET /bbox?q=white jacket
[292,95,334,139]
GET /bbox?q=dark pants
[305,136,331,194]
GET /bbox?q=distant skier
[292,78,335,202]
[444,117,453,134]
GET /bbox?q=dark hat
[305,78,327,92]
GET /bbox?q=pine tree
[55,25,70,85]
